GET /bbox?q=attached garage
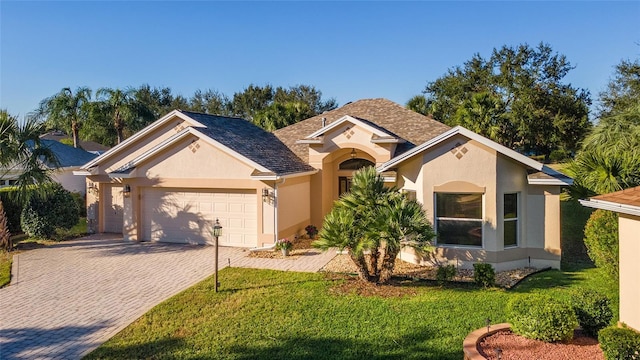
[141,188,257,247]
[103,185,124,233]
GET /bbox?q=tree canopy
[31,84,336,147]
[415,43,591,158]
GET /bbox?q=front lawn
[0,251,11,287]
[86,264,618,360]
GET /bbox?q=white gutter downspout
[250,178,286,252]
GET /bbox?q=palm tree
[0,110,58,250]
[38,87,92,148]
[96,87,136,144]
[313,167,435,284]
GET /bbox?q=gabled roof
[378,126,571,185]
[274,98,450,162]
[83,110,314,178]
[301,115,404,142]
[580,186,640,217]
[40,131,110,153]
[29,139,98,168]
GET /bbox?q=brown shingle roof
[273,98,451,162]
[591,186,640,208]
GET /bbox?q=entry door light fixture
[350,148,357,159]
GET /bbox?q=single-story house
[580,186,640,331]
[1,139,98,195]
[79,98,571,270]
[41,130,110,155]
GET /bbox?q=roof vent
[321,117,326,128]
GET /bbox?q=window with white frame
[503,193,518,247]
[435,193,483,247]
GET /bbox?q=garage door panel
[142,188,256,247]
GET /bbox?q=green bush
[473,263,495,287]
[507,294,578,342]
[570,288,613,337]
[584,209,619,280]
[70,192,86,217]
[599,326,640,360]
[20,184,80,239]
[436,264,456,283]
[549,149,570,163]
[0,188,23,234]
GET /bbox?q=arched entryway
[337,157,374,195]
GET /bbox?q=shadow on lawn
[228,327,459,360]
[84,337,185,360]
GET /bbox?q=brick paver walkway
[0,234,336,359]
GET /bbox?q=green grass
[86,263,618,360]
[0,251,11,287]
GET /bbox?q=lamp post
[212,218,222,292]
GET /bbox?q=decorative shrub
[0,200,11,251]
[584,209,619,280]
[570,288,613,337]
[275,238,293,251]
[598,326,640,360]
[473,263,495,287]
[305,224,318,239]
[20,184,79,239]
[70,192,87,217]
[436,264,456,283]
[0,187,23,234]
[507,294,578,342]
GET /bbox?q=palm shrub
[21,184,80,239]
[0,200,11,251]
[583,209,619,280]
[570,288,613,337]
[313,167,435,284]
[0,188,22,234]
[507,294,578,342]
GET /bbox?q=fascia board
[305,115,395,140]
[579,199,640,217]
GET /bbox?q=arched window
[339,158,374,170]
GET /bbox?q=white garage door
[142,188,257,247]
[103,185,124,233]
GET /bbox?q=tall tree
[38,87,92,148]
[598,58,640,118]
[189,89,230,115]
[0,110,59,250]
[95,87,137,144]
[418,43,591,158]
[406,95,431,116]
[313,167,434,284]
[230,84,274,120]
[569,57,640,196]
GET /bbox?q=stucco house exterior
[1,139,98,195]
[79,98,570,270]
[580,186,640,331]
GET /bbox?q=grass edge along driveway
[86,264,617,360]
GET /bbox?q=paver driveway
[0,235,336,360]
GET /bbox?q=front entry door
[339,176,352,196]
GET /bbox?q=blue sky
[1,1,639,119]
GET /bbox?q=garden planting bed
[477,328,603,360]
[322,253,541,288]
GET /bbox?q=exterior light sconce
[88,182,98,195]
[350,148,357,159]
[123,184,131,197]
[262,188,271,202]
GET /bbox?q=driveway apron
[0,235,335,360]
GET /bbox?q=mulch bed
[246,237,316,259]
[479,329,603,360]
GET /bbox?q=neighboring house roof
[84,110,315,178]
[28,139,98,168]
[580,186,640,217]
[377,126,572,186]
[40,131,110,153]
[274,98,451,162]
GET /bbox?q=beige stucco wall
[52,168,88,195]
[307,121,396,227]
[619,214,640,331]
[396,135,561,270]
[276,176,311,241]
